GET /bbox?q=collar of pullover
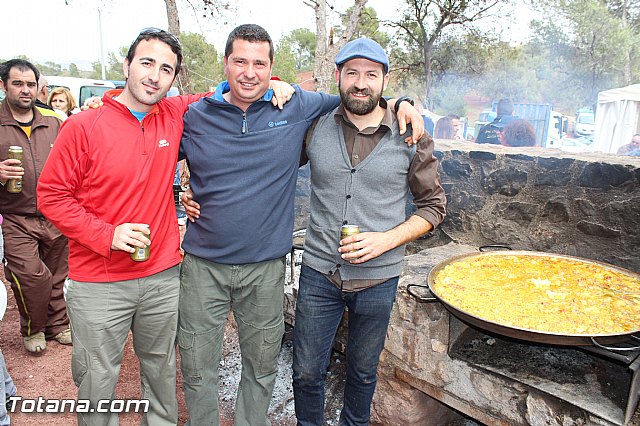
[212,81,274,105]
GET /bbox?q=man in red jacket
[37,29,194,425]
[0,59,70,354]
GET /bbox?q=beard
[127,78,168,107]
[339,82,382,116]
[8,95,35,112]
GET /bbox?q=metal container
[7,146,23,193]
[130,228,150,262]
[340,225,360,253]
[340,224,360,241]
[407,249,640,347]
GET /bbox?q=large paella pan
[407,250,640,347]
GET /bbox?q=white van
[574,112,595,138]
[45,76,115,108]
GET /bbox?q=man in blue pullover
[178,25,424,426]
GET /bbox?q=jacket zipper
[141,124,147,155]
[242,112,248,134]
[27,137,38,211]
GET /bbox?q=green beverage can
[130,227,151,262]
[7,146,23,193]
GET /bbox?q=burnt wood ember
[449,326,640,425]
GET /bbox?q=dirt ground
[1,265,637,426]
[0,269,276,425]
[0,268,340,426]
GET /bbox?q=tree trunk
[311,0,368,93]
[621,0,632,85]
[164,0,192,93]
[423,42,434,107]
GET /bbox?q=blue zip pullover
[179,81,339,264]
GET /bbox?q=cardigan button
[346,195,351,199]
[351,168,356,173]
[342,220,348,225]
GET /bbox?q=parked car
[574,112,595,138]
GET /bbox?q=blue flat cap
[335,38,389,73]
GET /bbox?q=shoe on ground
[23,332,46,353]
[53,328,72,345]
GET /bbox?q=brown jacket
[0,100,61,216]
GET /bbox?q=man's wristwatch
[394,96,415,115]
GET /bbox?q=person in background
[448,113,463,139]
[434,115,455,139]
[34,75,66,121]
[498,118,537,147]
[34,75,52,111]
[414,102,434,136]
[475,98,517,144]
[617,134,640,156]
[435,114,464,140]
[291,37,446,426]
[0,59,70,355]
[48,87,78,117]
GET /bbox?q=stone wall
[423,140,640,271]
[372,141,640,425]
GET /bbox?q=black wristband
[394,96,415,115]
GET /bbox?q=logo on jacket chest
[158,139,170,148]
[268,120,288,128]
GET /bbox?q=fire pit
[448,316,640,425]
[406,248,640,425]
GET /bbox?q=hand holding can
[6,146,23,193]
[340,225,360,253]
[130,225,151,262]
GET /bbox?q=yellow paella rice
[431,254,640,335]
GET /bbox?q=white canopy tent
[594,84,640,153]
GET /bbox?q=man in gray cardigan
[292,38,447,426]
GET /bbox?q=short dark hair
[225,24,273,63]
[126,28,183,76]
[501,118,536,147]
[0,59,40,86]
[496,98,514,116]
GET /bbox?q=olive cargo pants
[66,265,180,426]
[178,253,285,426]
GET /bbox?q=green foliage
[87,50,125,80]
[388,0,507,104]
[339,6,390,48]
[529,0,640,109]
[273,39,299,84]
[39,61,62,76]
[68,63,81,77]
[281,28,316,72]
[180,31,222,92]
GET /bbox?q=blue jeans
[0,349,16,426]
[292,265,398,426]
